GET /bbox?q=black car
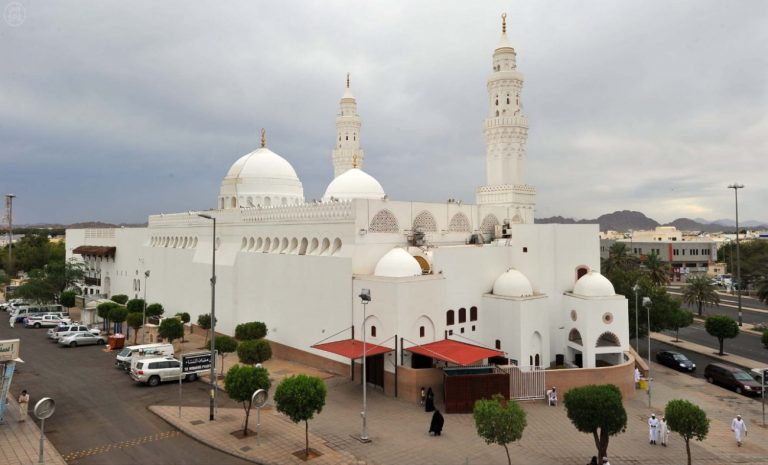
[655,351,696,372]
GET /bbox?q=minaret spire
[501,13,506,34]
[260,128,266,148]
[332,74,364,177]
[346,72,350,88]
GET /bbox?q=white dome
[374,248,422,278]
[573,271,615,297]
[323,168,385,201]
[492,268,533,297]
[219,147,304,208]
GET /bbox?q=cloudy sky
[1,0,766,225]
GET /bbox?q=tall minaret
[332,73,364,177]
[476,14,536,224]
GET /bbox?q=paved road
[0,323,251,465]
[660,323,768,365]
[668,288,768,326]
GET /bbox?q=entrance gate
[496,365,545,401]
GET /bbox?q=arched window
[369,209,399,233]
[495,110,499,117]
[446,310,455,326]
[470,306,478,321]
[576,266,589,281]
[568,328,583,345]
[371,326,377,338]
[419,326,425,338]
[413,210,438,232]
[596,332,621,347]
[480,214,500,236]
[448,213,471,232]
[458,308,466,323]
[534,354,540,366]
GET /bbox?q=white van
[115,343,175,371]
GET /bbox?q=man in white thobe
[732,414,747,446]
[634,367,641,388]
[659,416,669,446]
[648,413,659,445]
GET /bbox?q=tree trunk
[718,337,724,355]
[133,329,139,345]
[305,420,309,457]
[243,401,251,436]
[675,327,680,342]
[503,444,511,465]
[698,301,703,316]
[685,438,691,465]
[597,429,609,460]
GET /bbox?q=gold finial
[260,128,266,148]
[502,13,507,34]
[352,154,359,168]
[346,72,350,88]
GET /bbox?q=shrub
[235,321,267,341]
[237,339,272,365]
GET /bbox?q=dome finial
[352,153,359,168]
[501,13,507,34]
[346,72,350,89]
[260,128,266,148]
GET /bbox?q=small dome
[573,271,615,297]
[492,268,533,297]
[374,248,422,278]
[219,146,304,208]
[323,168,385,201]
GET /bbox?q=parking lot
[0,322,251,465]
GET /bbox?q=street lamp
[5,193,15,276]
[358,288,371,442]
[198,213,217,421]
[643,296,652,408]
[632,283,640,353]
[727,183,744,326]
[142,270,150,343]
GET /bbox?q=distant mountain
[536,210,767,232]
[7,222,147,230]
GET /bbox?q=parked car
[704,363,764,396]
[48,324,100,341]
[655,351,696,372]
[10,304,66,324]
[58,331,108,348]
[130,356,202,386]
[115,343,175,371]
[24,314,71,328]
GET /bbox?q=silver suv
[48,324,100,341]
[130,356,200,387]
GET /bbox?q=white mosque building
[67,15,632,406]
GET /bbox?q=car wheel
[706,377,713,384]
[148,376,160,387]
[34,323,41,328]
[735,387,742,395]
[96,339,105,345]
[70,342,77,348]
[185,373,198,382]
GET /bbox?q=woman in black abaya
[424,387,435,412]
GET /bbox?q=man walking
[659,415,669,446]
[648,413,659,445]
[732,414,747,447]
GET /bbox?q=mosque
[67,15,632,406]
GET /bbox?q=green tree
[146,303,164,318]
[10,232,51,272]
[175,312,191,341]
[44,258,86,295]
[682,274,720,316]
[602,242,639,277]
[126,298,146,313]
[643,252,669,287]
[473,394,527,465]
[665,399,709,465]
[111,294,129,305]
[109,306,128,334]
[274,374,327,458]
[704,315,739,355]
[97,301,120,333]
[197,313,212,346]
[59,290,77,309]
[127,312,144,344]
[762,329,768,350]
[215,335,239,376]
[563,384,627,459]
[669,308,694,342]
[235,321,268,340]
[719,240,768,288]
[224,365,271,436]
[159,318,184,345]
[15,269,56,303]
[237,339,272,365]
[757,275,768,305]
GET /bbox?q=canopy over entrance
[406,339,504,366]
[312,339,393,359]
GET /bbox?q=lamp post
[142,270,150,343]
[5,194,15,276]
[643,296,652,408]
[632,283,640,353]
[728,183,744,326]
[358,288,371,442]
[198,213,217,421]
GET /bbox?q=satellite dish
[34,397,56,420]
[251,389,268,408]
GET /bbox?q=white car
[130,356,202,386]
[48,324,100,341]
[58,331,108,347]
[24,314,72,328]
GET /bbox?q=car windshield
[673,354,688,361]
[118,348,132,357]
[734,372,753,381]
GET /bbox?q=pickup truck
[24,314,72,328]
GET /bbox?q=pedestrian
[601,457,611,465]
[425,387,435,412]
[587,456,598,465]
[659,415,669,446]
[634,367,641,388]
[648,413,659,445]
[428,409,444,436]
[548,387,557,406]
[420,386,425,406]
[9,315,15,328]
[732,414,747,447]
[18,390,30,422]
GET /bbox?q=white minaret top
[476,13,536,224]
[332,73,364,178]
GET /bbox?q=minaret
[476,14,536,224]
[332,73,364,177]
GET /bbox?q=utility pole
[4,194,15,276]
[728,184,744,326]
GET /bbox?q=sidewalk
[0,396,67,465]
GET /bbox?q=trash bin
[108,334,125,350]
[638,378,649,390]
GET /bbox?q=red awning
[406,339,504,366]
[72,245,117,257]
[312,339,393,359]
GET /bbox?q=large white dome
[573,271,615,297]
[219,147,304,209]
[492,268,533,297]
[323,168,385,201]
[374,248,422,278]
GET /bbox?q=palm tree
[643,252,669,287]
[757,275,768,305]
[602,242,639,276]
[681,274,720,316]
